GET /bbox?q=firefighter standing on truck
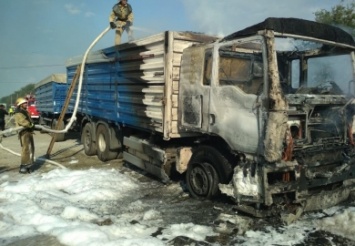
[109,0,134,45]
[14,97,35,174]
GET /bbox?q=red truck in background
[25,94,40,123]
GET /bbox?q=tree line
[0,84,35,109]
[315,0,355,37]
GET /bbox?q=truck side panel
[66,31,217,138]
[35,74,67,115]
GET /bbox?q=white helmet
[16,97,27,107]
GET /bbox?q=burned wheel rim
[186,146,232,199]
[187,163,211,197]
[202,162,220,197]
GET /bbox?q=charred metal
[184,18,355,217]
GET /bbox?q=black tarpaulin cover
[222,17,355,46]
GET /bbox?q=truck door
[180,47,213,132]
[208,40,265,154]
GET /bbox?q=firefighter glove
[110,22,116,29]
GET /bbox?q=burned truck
[67,17,355,217]
[199,18,355,216]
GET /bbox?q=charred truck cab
[179,18,355,217]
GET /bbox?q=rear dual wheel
[96,124,119,162]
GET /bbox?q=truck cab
[179,18,355,217]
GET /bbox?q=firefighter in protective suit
[14,97,35,174]
[109,0,134,45]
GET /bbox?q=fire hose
[0,26,111,168]
[0,26,111,142]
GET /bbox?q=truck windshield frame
[215,37,265,95]
[273,35,355,96]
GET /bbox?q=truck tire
[186,146,232,199]
[186,162,215,198]
[51,119,65,142]
[81,123,96,156]
[96,124,118,162]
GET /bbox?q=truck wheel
[203,162,220,197]
[81,123,96,156]
[96,124,118,162]
[51,119,65,142]
[186,146,232,199]
[186,162,215,198]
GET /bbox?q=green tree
[0,84,35,109]
[314,0,355,36]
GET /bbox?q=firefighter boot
[19,164,32,174]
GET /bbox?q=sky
[0,164,355,246]
[0,0,351,99]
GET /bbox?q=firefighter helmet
[16,97,27,107]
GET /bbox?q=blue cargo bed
[35,74,68,115]
[66,31,217,139]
